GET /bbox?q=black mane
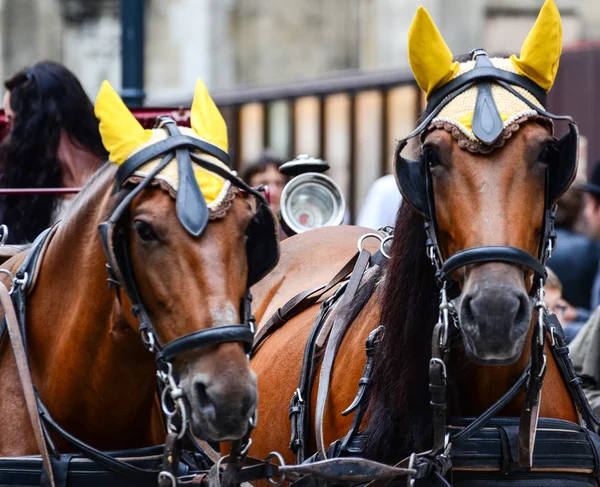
[362,201,439,462]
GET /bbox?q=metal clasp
[141,327,156,353]
[293,388,304,405]
[430,358,447,381]
[437,285,456,349]
[157,471,177,487]
[265,451,286,487]
[0,225,9,246]
[158,362,188,440]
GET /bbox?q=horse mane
[52,161,116,241]
[362,201,439,462]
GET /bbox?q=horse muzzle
[458,263,532,365]
[184,370,258,442]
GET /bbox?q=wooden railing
[0,45,597,222]
[211,68,421,221]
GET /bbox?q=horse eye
[133,221,158,242]
[538,144,557,165]
[423,148,440,168]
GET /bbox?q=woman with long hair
[0,61,108,244]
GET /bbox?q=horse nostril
[194,380,211,410]
[515,293,529,325]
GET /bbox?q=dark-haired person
[0,61,108,244]
[241,151,287,216]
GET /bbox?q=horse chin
[189,410,251,442]
[459,328,528,366]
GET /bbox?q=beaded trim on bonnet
[126,127,236,219]
[427,58,553,154]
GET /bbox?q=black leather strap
[160,325,254,360]
[450,363,531,445]
[471,54,504,144]
[115,134,231,187]
[439,246,547,283]
[426,66,547,114]
[253,251,361,354]
[16,226,54,289]
[37,400,163,478]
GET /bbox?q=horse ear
[408,6,460,98]
[510,0,562,92]
[190,79,228,153]
[94,81,152,165]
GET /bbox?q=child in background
[546,267,583,343]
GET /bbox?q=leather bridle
[394,49,580,468]
[97,116,276,444]
[395,49,578,297]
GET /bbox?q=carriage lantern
[278,154,346,235]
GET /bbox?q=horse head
[396,0,577,365]
[94,81,279,441]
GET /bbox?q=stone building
[0,0,597,102]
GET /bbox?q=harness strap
[252,251,360,354]
[430,323,448,454]
[339,325,384,454]
[290,286,344,463]
[518,312,547,467]
[36,400,161,478]
[315,249,372,458]
[450,363,531,445]
[0,281,56,487]
[545,314,600,429]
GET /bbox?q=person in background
[545,267,582,343]
[241,151,287,217]
[547,185,600,319]
[0,61,107,244]
[356,174,403,230]
[577,163,600,311]
[570,306,600,417]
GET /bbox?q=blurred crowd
[0,59,598,348]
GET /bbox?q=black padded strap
[161,120,209,236]
[426,66,547,114]
[115,134,231,187]
[471,53,504,144]
[16,226,54,286]
[160,325,254,360]
[439,246,546,283]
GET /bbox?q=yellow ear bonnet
[407,6,460,97]
[510,0,562,92]
[94,79,232,207]
[94,81,152,165]
[190,79,228,153]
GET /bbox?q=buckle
[470,48,488,60]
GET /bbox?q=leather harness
[0,116,281,486]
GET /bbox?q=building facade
[0,0,597,102]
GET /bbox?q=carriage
[1,1,600,486]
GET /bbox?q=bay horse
[249,0,585,476]
[0,79,278,458]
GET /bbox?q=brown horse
[249,0,580,469]
[0,80,275,456]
